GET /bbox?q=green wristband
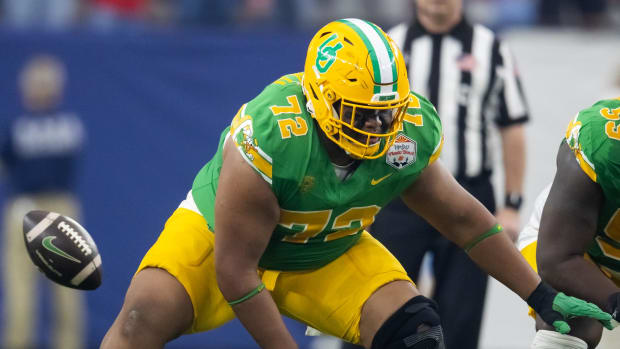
[464,224,503,253]
[227,282,266,306]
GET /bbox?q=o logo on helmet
[315,33,343,74]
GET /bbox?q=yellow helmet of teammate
[302,18,410,159]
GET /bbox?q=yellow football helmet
[302,18,410,159]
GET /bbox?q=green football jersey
[565,97,620,275]
[192,73,443,270]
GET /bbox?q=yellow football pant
[137,207,413,344]
[1,192,85,349]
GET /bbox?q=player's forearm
[232,288,298,349]
[500,125,526,195]
[216,269,298,349]
[466,231,540,300]
[539,255,619,311]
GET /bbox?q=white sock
[531,330,587,349]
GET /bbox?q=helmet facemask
[330,98,408,159]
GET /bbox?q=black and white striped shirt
[388,19,529,180]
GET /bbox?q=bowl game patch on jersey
[386,133,417,169]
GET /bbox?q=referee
[341,0,529,348]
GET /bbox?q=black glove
[527,281,614,333]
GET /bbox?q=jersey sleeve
[405,92,444,167]
[229,102,276,185]
[229,73,310,192]
[492,39,529,127]
[565,98,620,199]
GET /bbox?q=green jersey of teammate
[192,73,442,270]
[565,97,620,274]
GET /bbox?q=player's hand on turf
[527,282,613,334]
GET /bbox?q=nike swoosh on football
[371,173,393,185]
[42,236,81,263]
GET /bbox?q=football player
[517,98,620,349]
[101,19,613,349]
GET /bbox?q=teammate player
[101,19,613,349]
[517,98,620,349]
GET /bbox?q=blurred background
[0,0,618,348]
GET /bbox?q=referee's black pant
[341,176,495,349]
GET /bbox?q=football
[23,210,102,290]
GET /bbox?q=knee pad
[531,330,587,349]
[371,295,445,349]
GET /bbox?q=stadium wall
[0,29,313,349]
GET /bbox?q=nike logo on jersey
[371,173,393,185]
[42,236,81,263]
